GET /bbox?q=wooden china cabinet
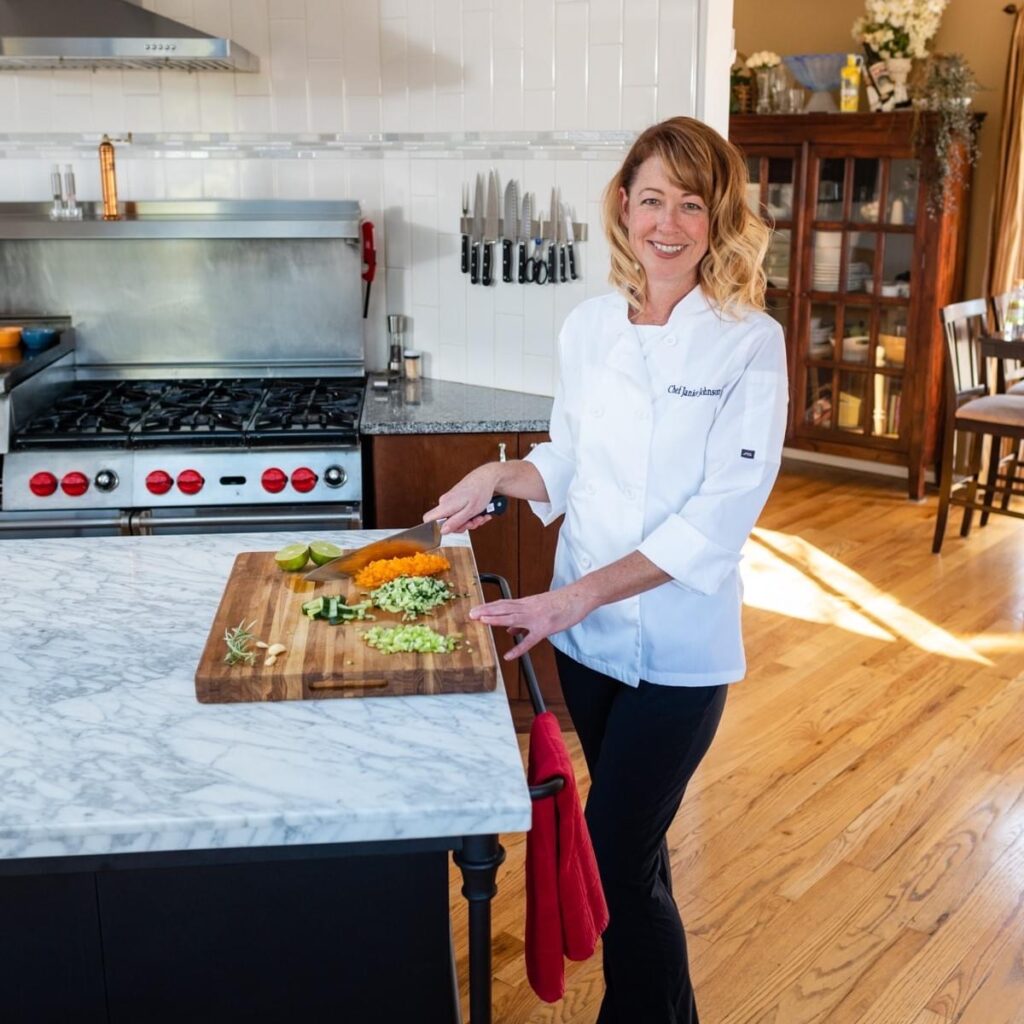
[729,112,978,499]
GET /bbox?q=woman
[424,116,788,1023]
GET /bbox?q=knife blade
[470,173,484,285]
[519,191,533,284]
[502,180,518,284]
[483,170,500,287]
[547,186,559,286]
[565,203,579,280]
[556,199,568,283]
[303,497,509,582]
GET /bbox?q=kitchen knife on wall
[482,170,500,287]
[565,204,579,280]
[303,498,509,582]
[547,187,559,285]
[502,180,518,284]
[470,173,484,285]
[556,200,567,283]
[518,191,532,284]
[460,181,470,274]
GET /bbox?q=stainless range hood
[0,0,259,72]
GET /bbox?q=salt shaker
[386,314,406,381]
[49,164,63,221]
[62,164,81,220]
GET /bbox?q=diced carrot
[354,552,451,589]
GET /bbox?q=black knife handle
[461,234,469,274]
[482,241,494,286]
[547,242,557,285]
[470,241,480,284]
[502,239,513,283]
[559,244,567,283]
[567,242,578,281]
[518,242,527,284]
[484,495,508,516]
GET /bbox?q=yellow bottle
[99,135,119,220]
[840,54,860,113]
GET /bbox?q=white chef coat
[524,286,789,687]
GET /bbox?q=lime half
[309,540,343,566]
[275,542,310,571]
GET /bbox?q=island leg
[454,834,506,1024]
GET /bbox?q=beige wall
[734,0,1015,296]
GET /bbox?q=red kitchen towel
[525,710,609,1003]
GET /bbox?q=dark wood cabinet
[730,112,977,499]
[369,432,568,730]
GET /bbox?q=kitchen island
[0,530,532,1023]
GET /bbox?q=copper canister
[99,135,119,220]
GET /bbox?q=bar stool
[933,299,1024,552]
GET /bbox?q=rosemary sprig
[223,619,258,665]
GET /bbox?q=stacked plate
[812,242,871,291]
[764,235,790,286]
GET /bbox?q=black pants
[555,651,728,1024]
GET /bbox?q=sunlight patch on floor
[742,528,993,666]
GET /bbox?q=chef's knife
[483,170,500,287]
[470,173,484,285]
[565,204,579,281]
[547,186,559,285]
[303,497,509,582]
[502,179,518,284]
[460,181,470,274]
[519,191,533,284]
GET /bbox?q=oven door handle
[0,512,131,534]
[131,508,362,534]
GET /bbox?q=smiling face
[619,155,710,299]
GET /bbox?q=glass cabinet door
[798,149,917,448]
[748,150,800,431]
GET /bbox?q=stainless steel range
[0,200,369,538]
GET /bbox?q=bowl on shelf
[20,326,59,351]
[880,333,906,366]
[0,326,22,349]
[810,340,834,360]
[838,391,863,429]
[783,54,847,112]
[842,335,870,362]
[880,283,901,297]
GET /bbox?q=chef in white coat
[425,116,788,1024]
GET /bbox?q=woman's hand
[469,586,594,660]
[423,463,504,534]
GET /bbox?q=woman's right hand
[423,463,504,534]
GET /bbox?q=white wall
[0,0,733,395]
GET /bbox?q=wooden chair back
[939,298,989,405]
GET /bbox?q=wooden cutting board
[194,546,499,703]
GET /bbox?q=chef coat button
[591,405,604,418]
[638,409,650,421]
[665,334,678,346]
[581,554,592,568]
[623,486,636,501]
[586,482,597,496]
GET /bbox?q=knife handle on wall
[517,241,527,284]
[470,241,480,284]
[559,244,567,283]
[567,241,578,281]
[482,241,494,286]
[547,242,557,286]
[461,234,470,274]
[502,239,513,283]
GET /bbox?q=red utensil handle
[361,221,376,283]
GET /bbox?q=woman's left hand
[469,586,593,660]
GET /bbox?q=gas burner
[131,379,265,446]
[246,378,363,445]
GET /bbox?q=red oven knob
[146,470,173,495]
[29,471,58,497]
[261,467,287,493]
[60,471,89,497]
[291,467,318,493]
[177,469,205,496]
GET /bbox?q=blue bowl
[783,53,847,92]
[20,327,59,351]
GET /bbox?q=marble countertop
[0,530,532,862]
[360,377,553,435]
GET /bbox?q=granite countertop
[0,530,531,861]
[360,377,553,435]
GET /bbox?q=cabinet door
[797,148,916,452]
[370,433,520,694]
[517,433,566,718]
[745,147,803,439]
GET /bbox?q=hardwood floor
[449,462,1024,1024]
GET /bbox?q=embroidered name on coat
[667,384,724,397]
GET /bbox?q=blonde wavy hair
[602,117,769,318]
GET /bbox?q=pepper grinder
[386,314,406,381]
[99,135,119,220]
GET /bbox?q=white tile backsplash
[0,0,727,396]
